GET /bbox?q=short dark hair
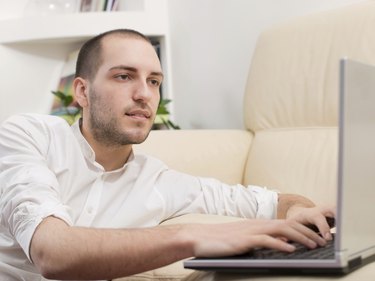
[75,29,151,81]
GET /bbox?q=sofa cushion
[244,1,375,132]
[244,128,337,205]
[134,130,253,185]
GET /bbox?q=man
[0,29,334,281]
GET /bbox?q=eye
[115,74,131,81]
[149,79,161,87]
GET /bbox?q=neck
[80,121,133,171]
[93,143,133,171]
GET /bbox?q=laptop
[184,58,375,275]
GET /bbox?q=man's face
[85,36,163,146]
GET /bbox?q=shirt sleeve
[0,115,73,261]
[155,169,278,220]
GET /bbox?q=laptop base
[185,254,375,276]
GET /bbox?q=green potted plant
[153,98,180,130]
[50,90,81,125]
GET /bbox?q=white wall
[0,0,28,19]
[167,0,365,129]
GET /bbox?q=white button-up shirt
[0,114,278,281]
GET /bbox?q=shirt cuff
[249,185,278,219]
[12,202,73,262]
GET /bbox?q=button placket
[76,176,104,226]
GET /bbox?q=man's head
[75,29,151,81]
[73,29,163,147]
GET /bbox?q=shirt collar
[71,118,96,162]
[71,119,135,170]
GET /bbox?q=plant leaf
[52,90,73,107]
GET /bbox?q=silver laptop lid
[338,58,375,261]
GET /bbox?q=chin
[130,136,148,145]
[127,129,152,144]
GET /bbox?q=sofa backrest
[242,1,375,205]
[134,129,252,185]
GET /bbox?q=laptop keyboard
[245,235,335,260]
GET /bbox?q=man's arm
[31,215,327,280]
[30,217,192,280]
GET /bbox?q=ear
[73,77,89,108]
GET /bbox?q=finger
[307,207,336,240]
[314,217,334,240]
[250,235,296,253]
[276,236,288,242]
[297,206,336,240]
[296,223,328,247]
[280,221,326,248]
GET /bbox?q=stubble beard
[88,88,152,147]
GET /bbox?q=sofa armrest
[133,129,253,185]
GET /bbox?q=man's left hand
[286,205,336,240]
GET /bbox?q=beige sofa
[117,1,375,280]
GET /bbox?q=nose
[133,80,152,102]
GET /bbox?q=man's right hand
[185,218,328,258]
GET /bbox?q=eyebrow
[109,65,164,79]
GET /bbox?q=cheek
[93,91,122,114]
[154,93,160,103]
[108,97,126,114]
[151,100,160,114]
